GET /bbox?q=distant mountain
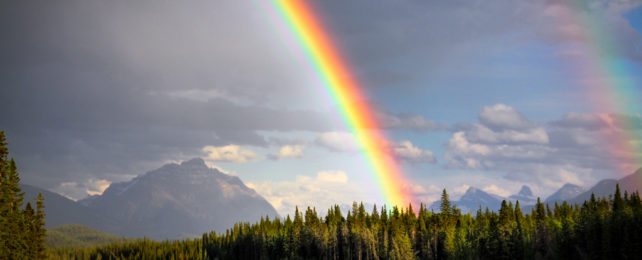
[546,183,585,204]
[615,167,642,195]
[80,158,279,240]
[21,184,121,234]
[46,224,129,248]
[509,185,536,205]
[430,187,503,213]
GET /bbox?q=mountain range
[430,168,642,214]
[24,160,642,239]
[24,158,278,240]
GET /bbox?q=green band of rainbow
[556,1,642,176]
[272,0,413,207]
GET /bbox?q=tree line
[4,127,642,259]
[0,131,47,259]
[49,185,642,259]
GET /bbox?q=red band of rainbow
[273,0,413,207]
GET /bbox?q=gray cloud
[2,0,640,199]
[445,104,642,193]
[0,0,337,194]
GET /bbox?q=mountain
[80,158,279,239]
[615,167,642,194]
[430,187,503,213]
[545,183,585,204]
[509,185,536,205]
[46,224,129,248]
[550,168,642,205]
[21,184,121,234]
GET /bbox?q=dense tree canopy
[50,184,642,259]
[0,131,47,259]
[4,128,642,259]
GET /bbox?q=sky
[2,0,642,215]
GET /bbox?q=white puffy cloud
[247,170,366,215]
[316,132,437,165]
[202,145,258,163]
[479,104,533,130]
[465,124,549,144]
[317,171,348,183]
[452,184,471,196]
[269,145,305,160]
[86,179,112,196]
[393,141,437,163]
[482,184,511,197]
[203,161,238,176]
[446,104,642,193]
[448,132,491,156]
[315,131,359,152]
[53,179,113,200]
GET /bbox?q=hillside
[80,158,279,239]
[21,184,121,234]
[46,224,129,248]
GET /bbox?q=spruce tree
[440,189,451,216]
[35,192,47,259]
[0,131,46,259]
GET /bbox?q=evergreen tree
[35,192,47,258]
[440,189,451,216]
[0,131,46,259]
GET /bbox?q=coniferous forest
[4,131,642,259]
[0,131,47,258]
[48,186,642,259]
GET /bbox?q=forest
[3,131,642,259]
[0,131,47,258]
[48,186,642,259]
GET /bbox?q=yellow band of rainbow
[273,0,413,207]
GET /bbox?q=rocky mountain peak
[517,185,533,197]
[181,158,207,168]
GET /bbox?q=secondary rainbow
[554,1,642,177]
[272,0,413,207]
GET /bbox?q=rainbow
[272,0,413,207]
[553,1,642,176]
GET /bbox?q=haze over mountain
[429,187,504,213]
[79,158,278,239]
[567,168,642,205]
[545,183,585,204]
[21,184,121,234]
[426,168,642,215]
[23,161,642,240]
[509,185,536,205]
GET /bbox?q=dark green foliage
[45,186,642,259]
[48,238,202,260]
[193,188,642,259]
[4,130,642,259]
[46,224,130,248]
[0,131,47,259]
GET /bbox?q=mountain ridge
[80,158,279,239]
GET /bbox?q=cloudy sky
[2,0,642,215]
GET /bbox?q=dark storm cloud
[2,0,640,198]
[0,0,335,192]
[0,0,444,196]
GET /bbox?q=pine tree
[35,192,47,259]
[0,131,46,259]
[0,131,8,260]
[440,189,451,216]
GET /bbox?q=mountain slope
[562,168,642,205]
[546,183,585,204]
[21,184,121,234]
[430,187,503,213]
[80,158,279,239]
[509,185,536,205]
[46,224,129,248]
